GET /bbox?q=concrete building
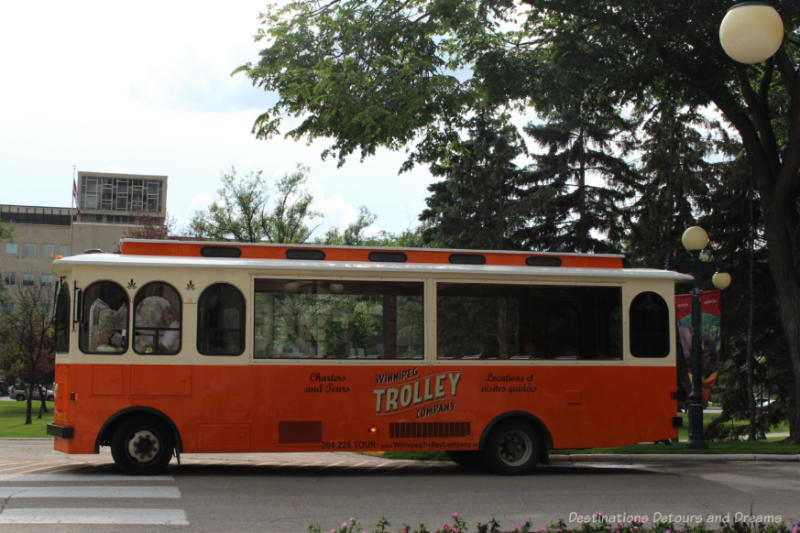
[1,171,168,310]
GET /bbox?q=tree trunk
[25,385,33,425]
[762,199,800,443]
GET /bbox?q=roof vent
[449,253,486,265]
[525,256,562,267]
[201,246,242,258]
[368,251,408,263]
[286,249,326,260]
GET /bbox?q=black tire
[15,394,24,401]
[111,416,174,475]
[482,420,541,475]
[446,451,482,468]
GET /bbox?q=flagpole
[70,165,76,255]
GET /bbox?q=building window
[133,282,181,355]
[82,177,99,209]
[41,244,55,258]
[198,283,245,356]
[23,244,36,258]
[3,272,15,285]
[40,274,55,286]
[22,274,35,286]
[5,242,18,256]
[79,281,129,354]
[58,245,71,257]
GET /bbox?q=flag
[676,290,722,405]
[72,177,81,215]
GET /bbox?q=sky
[0,1,434,238]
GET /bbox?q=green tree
[625,101,717,268]
[700,144,790,441]
[264,166,321,243]
[190,167,267,242]
[235,0,499,166]
[506,0,800,442]
[239,0,800,443]
[190,165,319,243]
[321,206,378,246]
[418,112,530,250]
[320,206,425,247]
[522,100,635,253]
[0,285,55,424]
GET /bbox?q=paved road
[0,439,799,532]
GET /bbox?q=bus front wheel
[482,420,541,475]
[111,416,173,475]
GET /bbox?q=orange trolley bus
[47,239,689,475]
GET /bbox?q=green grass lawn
[562,440,800,455]
[0,401,54,438]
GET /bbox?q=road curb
[1,440,799,464]
[551,453,800,463]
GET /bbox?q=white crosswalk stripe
[0,485,181,499]
[0,508,189,525]
[0,471,189,526]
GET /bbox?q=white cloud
[307,180,361,234]
[185,194,214,223]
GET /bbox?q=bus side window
[253,279,423,360]
[80,281,129,354]
[546,302,580,359]
[198,283,245,356]
[133,282,182,355]
[54,281,70,353]
[629,291,669,357]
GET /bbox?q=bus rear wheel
[482,420,541,475]
[111,416,173,475]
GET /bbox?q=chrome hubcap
[127,429,160,463]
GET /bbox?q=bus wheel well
[96,407,182,459]
[479,412,553,462]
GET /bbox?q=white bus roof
[53,252,692,282]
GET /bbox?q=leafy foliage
[0,285,55,424]
[418,112,530,249]
[239,0,800,442]
[522,101,635,253]
[190,165,319,243]
[307,515,800,533]
[236,0,484,166]
[625,101,717,268]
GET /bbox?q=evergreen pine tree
[521,99,635,253]
[626,101,715,268]
[419,112,530,250]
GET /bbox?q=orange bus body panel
[118,240,624,269]
[53,363,676,455]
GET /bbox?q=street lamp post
[680,226,731,449]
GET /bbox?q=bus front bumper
[46,423,74,439]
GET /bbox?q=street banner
[675,289,722,405]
